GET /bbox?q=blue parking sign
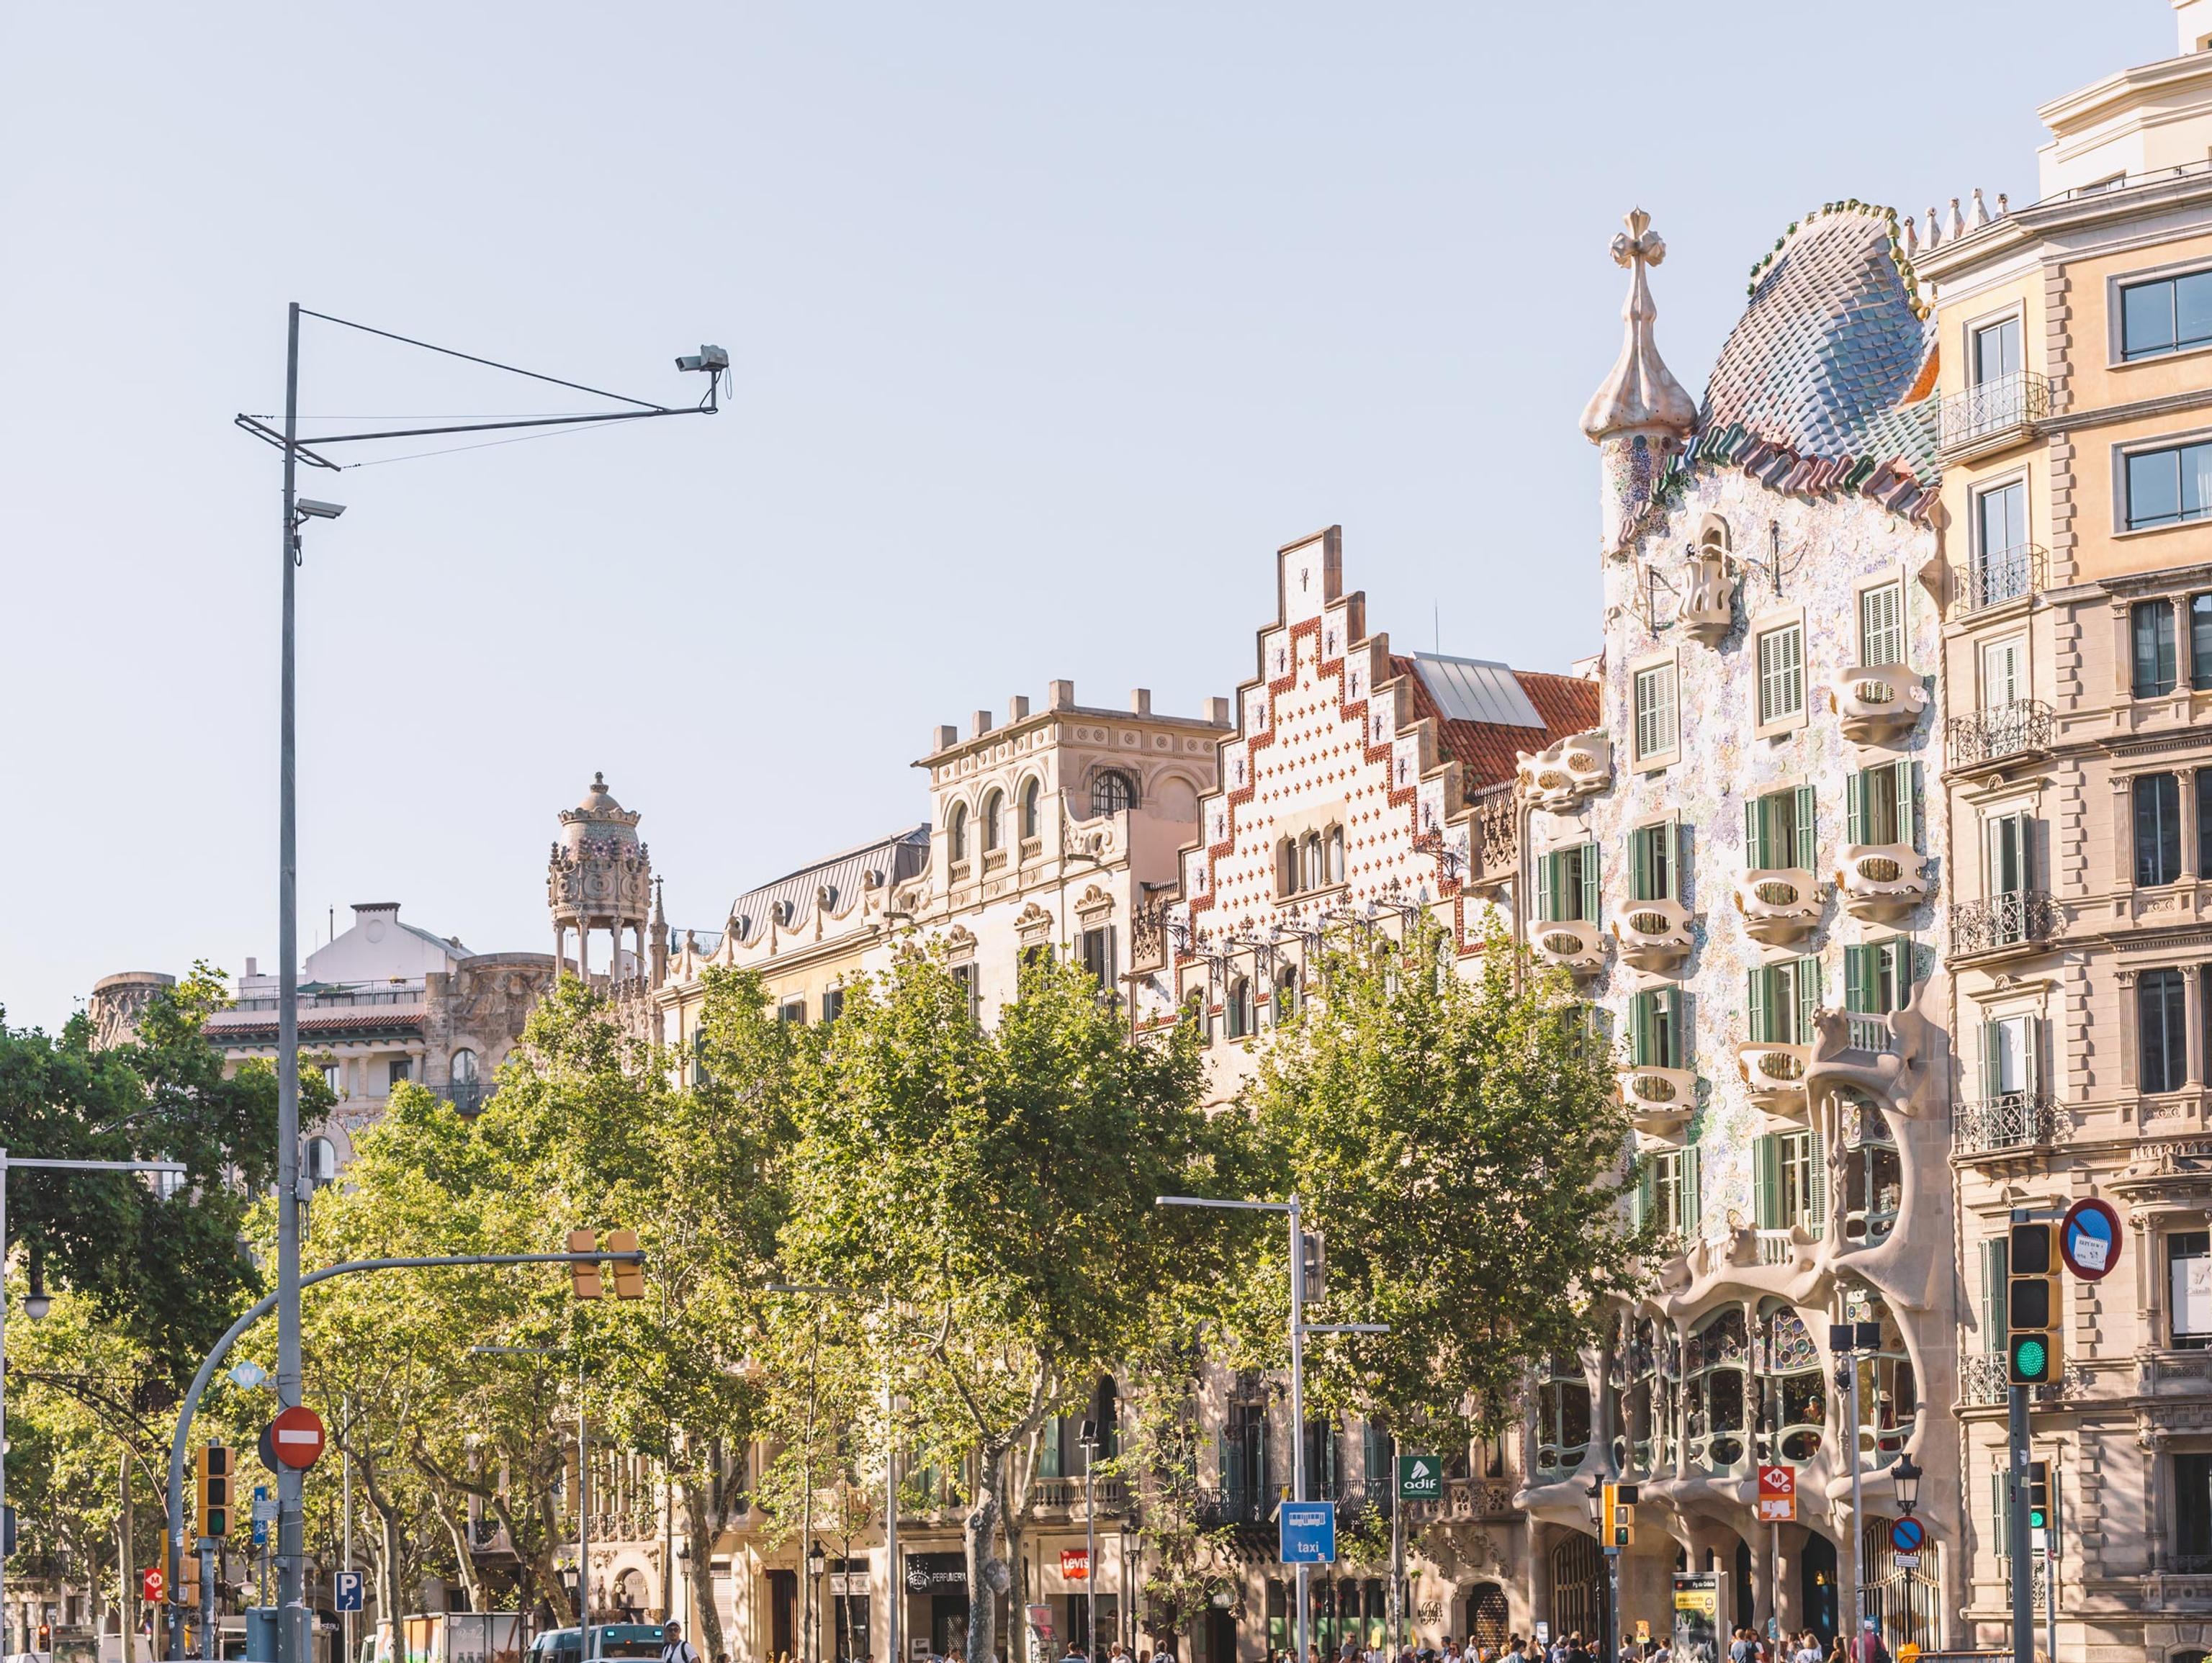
[335,1572,364,1613]
[1279,1501,1336,1564]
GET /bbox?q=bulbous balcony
[1827,665,1929,747]
[1516,730,1612,814]
[1737,1042,1810,1115]
[1732,870,1823,947]
[1613,896,1694,974]
[1619,1066,1697,1137]
[1838,844,1931,923]
[1532,917,1606,978]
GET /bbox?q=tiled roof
[1390,657,1599,793]
[1691,204,1939,519]
[204,1006,427,1043]
[719,824,931,947]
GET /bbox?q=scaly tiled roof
[1690,203,1939,520]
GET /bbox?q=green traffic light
[2011,1334,2051,1382]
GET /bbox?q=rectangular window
[951,962,980,1020]
[1628,988,1681,1069]
[320,1063,341,1095]
[1537,843,1599,924]
[778,997,806,1027]
[1745,785,1817,871]
[1981,1014,2042,1099]
[2200,771,2212,878]
[1628,821,1677,902]
[1755,623,1805,725]
[820,987,845,1024]
[2121,269,2212,361]
[1748,957,1822,1046]
[1974,317,2022,384]
[1844,939,1912,1048]
[1079,925,1117,990]
[2177,1453,2212,1570]
[1859,582,1905,667]
[2127,441,2212,531]
[1986,810,2033,895]
[1753,1129,1826,1233]
[2136,772,2184,885]
[2141,968,2190,1093]
[2171,1232,2212,1348]
[2135,600,2180,695]
[2195,594,2212,690]
[1982,636,2024,708]
[1633,663,1678,760]
[387,1058,411,1089]
[1637,1144,1702,1237]
[1845,760,1918,849]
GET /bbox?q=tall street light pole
[244,306,722,1663]
[1156,1195,1387,1663]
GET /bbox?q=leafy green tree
[1242,921,1651,1448]
[781,951,1238,1663]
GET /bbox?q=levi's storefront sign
[906,1553,969,1595]
[1059,1549,1089,1582]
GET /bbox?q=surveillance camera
[675,354,705,372]
[675,344,729,374]
[296,498,346,520]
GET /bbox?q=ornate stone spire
[1581,209,1698,444]
[1583,210,1696,556]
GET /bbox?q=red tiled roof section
[204,1007,428,1041]
[1388,657,1599,793]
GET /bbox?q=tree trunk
[965,1445,1006,1663]
[680,1479,726,1661]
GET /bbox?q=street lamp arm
[1154,1195,1292,1213]
[163,1248,644,1635]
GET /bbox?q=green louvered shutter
[1794,785,1817,870]
[1746,798,1766,870]
[1897,760,1919,850]
[1580,844,1600,926]
[1748,968,1769,1045]
[1537,851,1557,923]
[1810,1129,1829,1226]
[1843,945,1871,1015]
[1663,819,1681,899]
[1984,1235,2009,1353]
[1635,1159,1655,1229]
[1754,1135,1781,1230]
[1982,1021,2005,1096]
[1631,993,1653,1068]
[1845,772,1866,847]
[1631,827,1654,903]
[1659,988,1679,1069]
[1682,1145,1703,1233]
[1794,957,1822,1043]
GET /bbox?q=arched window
[1092,771,1137,816]
[1302,833,1323,891]
[1685,1306,1750,1475]
[305,1135,338,1189]
[1227,978,1254,1040]
[1276,965,1300,1022]
[1278,837,1299,896]
[949,802,970,865]
[1758,1299,1825,1463]
[1534,1356,1591,1477]
[451,1047,479,1084]
[981,789,1004,853]
[1327,825,1346,885]
[1020,778,1041,841]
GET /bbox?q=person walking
[661,1623,701,1663]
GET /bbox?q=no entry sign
[2062,1198,2123,1281]
[271,1405,327,1470]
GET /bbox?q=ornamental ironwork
[1955,1093,2067,1157]
[1946,699,2053,770]
[1938,371,2049,454]
[1948,890,2058,955]
[1955,545,2048,616]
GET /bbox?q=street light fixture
[1892,1454,1923,1516]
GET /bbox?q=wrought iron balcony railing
[1948,891,2059,956]
[447,1079,493,1117]
[1956,546,2048,616]
[1194,1487,1272,1528]
[1959,1353,2080,1407]
[1946,699,2053,771]
[1939,371,2049,454]
[1955,1093,2067,1157]
[1964,1092,2062,1158]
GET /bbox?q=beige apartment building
[1912,4,2212,1658]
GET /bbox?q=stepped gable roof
[1690,202,1940,520]
[1390,655,1598,792]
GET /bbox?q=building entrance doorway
[769,1571,797,1659]
[1798,1534,1836,1646]
[1465,1585,1509,1651]
[1551,1535,1604,1642]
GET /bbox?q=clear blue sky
[1,1,2167,1032]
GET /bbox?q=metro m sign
[1755,1466,1797,1523]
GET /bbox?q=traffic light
[2027,1461,2053,1550]
[1299,1232,1326,1305]
[2008,1222,2062,1385]
[1603,1482,1638,1547]
[195,1443,233,1539]
[177,1553,202,1606]
[605,1229,645,1300]
[568,1229,603,1299]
